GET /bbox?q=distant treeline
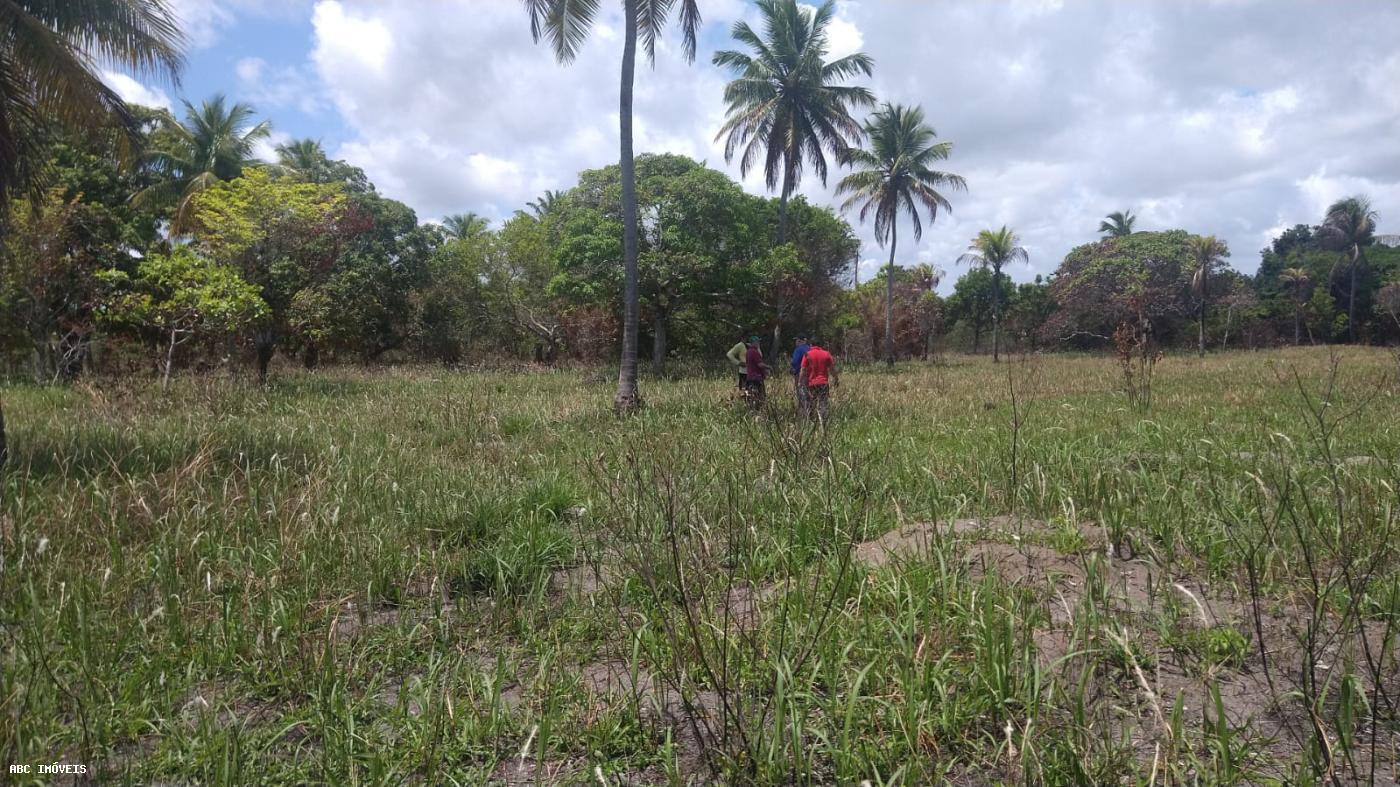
[3,103,1397,384]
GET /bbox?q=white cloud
[288,0,1400,287]
[100,70,172,110]
[235,56,325,114]
[252,129,292,164]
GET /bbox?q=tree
[98,247,265,388]
[1,126,162,380]
[140,95,271,233]
[1099,210,1136,238]
[956,225,1027,362]
[1045,230,1200,347]
[552,154,769,373]
[187,168,349,380]
[0,0,183,211]
[945,267,1000,353]
[1279,267,1312,345]
[1317,195,1378,342]
[274,138,371,192]
[1187,234,1230,356]
[712,0,874,244]
[0,0,182,473]
[523,0,702,411]
[527,189,565,218]
[837,103,965,366]
[442,212,490,239]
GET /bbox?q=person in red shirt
[798,339,837,421]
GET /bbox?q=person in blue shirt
[790,335,811,415]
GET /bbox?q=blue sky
[104,0,1400,288]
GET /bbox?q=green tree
[837,103,965,366]
[1006,276,1053,350]
[1,125,163,379]
[1187,234,1230,356]
[527,189,565,218]
[956,225,1027,362]
[98,247,265,388]
[712,0,873,244]
[274,138,371,192]
[140,95,271,233]
[0,0,182,210]
[945,267,1001,353]
[523,0,702,411]
[1046,230,1200,346]
[553,154,768,373]
[188,168,348,380]
[1278,266,1312,345]
[1317,195,1378,342]
[0,0,183,471]
[1099,210,1136,238]
[442,212,490,240]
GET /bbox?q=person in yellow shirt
[725,334,750,390]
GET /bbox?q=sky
[103,0,1400,289]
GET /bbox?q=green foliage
[712,0,874,238]
[1046,229,1199,345]
[98,247,265,383]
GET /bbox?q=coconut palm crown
[712,0,874,242]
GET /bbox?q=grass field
[3,348,1399,785]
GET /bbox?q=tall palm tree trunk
[1294,303,1302,345]
[615,0,641,411]
[885,222,897,367]
[1198,299,1207,357]
[1348,250,1359,343]
[776,164,795,245]
[991,264,1002,363]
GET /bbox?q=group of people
[725,333,838,419]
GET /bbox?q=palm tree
[1279,267,1311,345]
[1187,235,1229,356]
[956,226,1028,363]
[527,189,564,218]
[1317,195,1378,342]
[0,0,184,210]
[442,212,489,239]
[713,0,874,244]
[140,95,271,234]
[837,103,965,367]
[1099,210,1136,238]
[274,138,329,181]
[523,0,701,411]
[0,0,184,475]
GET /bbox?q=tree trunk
[1198,293,1207,357]
[0,399,8,476]
[651,310,667,376]
[1294,305,1302,346]
[777,164,795,245]
[255,329,275,384]
[1348,249,1359,343]
[303,345,320,370]
[884,222,897,367]
[163,329,177,390]
[771,322,782,371]
[614,0,641,411]
[991,264,1002,363]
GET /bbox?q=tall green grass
[1,347,1397,784]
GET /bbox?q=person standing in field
[799,338,837,422]
[744,335,770,407]
[726,334,750,391]
[790,335,811,416]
